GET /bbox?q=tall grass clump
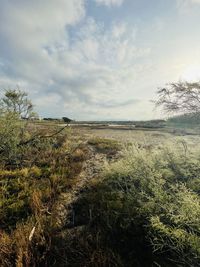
[0,124,89,266]
[71,143,200,266]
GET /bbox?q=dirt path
[54,144,108,228]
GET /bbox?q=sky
[1,0,200,120]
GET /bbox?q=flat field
[71,124,200,149]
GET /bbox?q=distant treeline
[167,113,200,125]
[133,120,166,128]
[73,120,166,128]
[43,117,73,123]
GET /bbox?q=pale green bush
[100,144,200,265]
[0,112,22,162]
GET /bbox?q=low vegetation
[88,137,121,155]
[0,90,88,266]
[1,88,200,266]
[66,143,200,266]
[167,113,200,129]
[0,124,90,266]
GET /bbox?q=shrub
[70,144,200,266]
[0,112,22,164]
[0,126,89,266]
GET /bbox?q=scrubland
[1,122,200,266]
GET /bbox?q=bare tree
[155,81,200,115]
[1,88,33,118]
[0,87,70,147]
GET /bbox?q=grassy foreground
[0,126,200,266]
[66,142,200,267]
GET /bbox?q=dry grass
[1,123,200,266]
[0,125,91,266]
[88,137,121,156]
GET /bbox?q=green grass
[1,123,200,266]
[88,137,122,154]
[0,128,90,266]
[66,143,200,266]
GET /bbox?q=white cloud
[0,0,150,117]
[0,0,85,47]
[0,0,85,85]
[0,1,154,120]
[94,0,124,7]
[1,1,200,120]
[177,0,200,10]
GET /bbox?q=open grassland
[76,124,200,149]
[1,122,200,266]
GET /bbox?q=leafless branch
[155,81,200,115]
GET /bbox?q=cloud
[176,0,200,10]
[94,0,124,7]
[0,0,152,120]
[0,0,85,89]
[95,98,140,108]
[0,1,85,95]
